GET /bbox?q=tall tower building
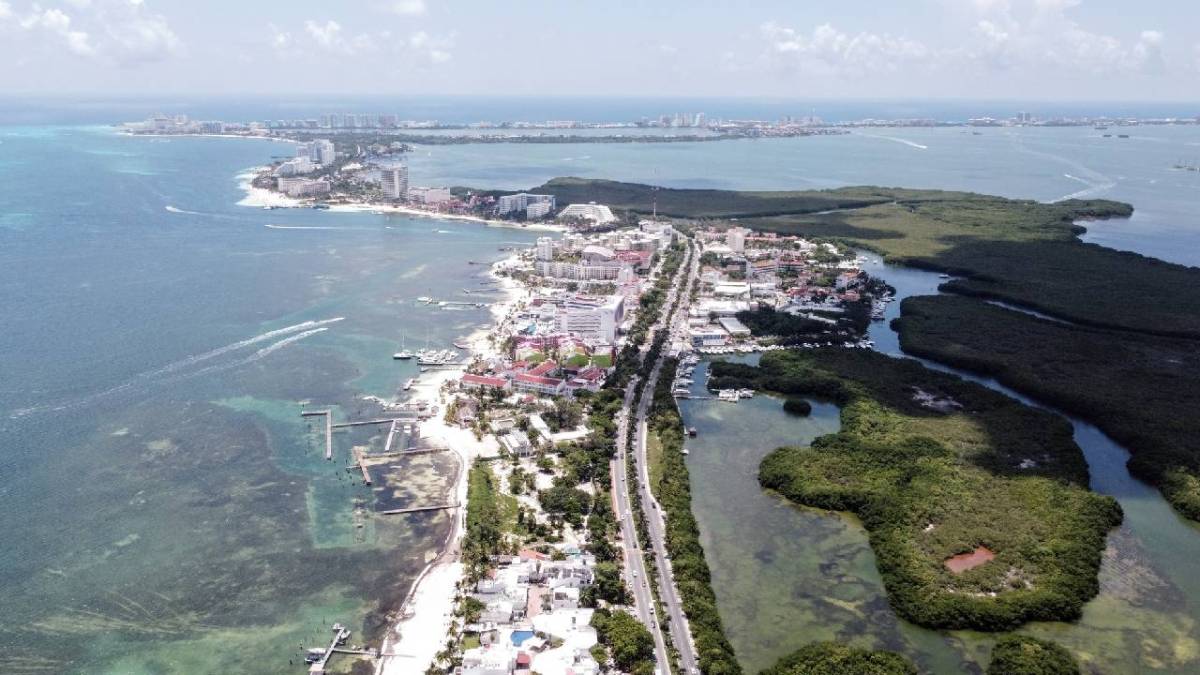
[381,165,409,200]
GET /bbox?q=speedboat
[393,350,414,360]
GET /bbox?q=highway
[611,374,671,672]
[611,237,701,674]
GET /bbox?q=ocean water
[0,126,538,674]
[3,99,1200,674]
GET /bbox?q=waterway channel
[679,252,1200,673]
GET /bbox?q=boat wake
[164,205,202,215]
[858,133,928,150]
[1053,172,1116,202]
[8,319,342,419]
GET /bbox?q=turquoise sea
[2,101,1200,673]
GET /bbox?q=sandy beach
[234,166,565,233]
[376,257,527,675]
[236,168,303,209]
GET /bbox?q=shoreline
[376,255,528,675]
[235,165,565,233]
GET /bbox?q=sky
[0,0,1198,101]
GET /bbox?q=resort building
[380,165,409,199]
[533,259,625,281]
[513,373,567,397]
[558,294,624,343]
[276,176,331,197]
[557,202,617,225]
[497,193,556,217]
[408,186,453,205]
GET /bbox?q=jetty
[379,503,458,515]
[301,410,334,460]
[331,417,412,429]
[351,448,372,486]
[307,623,352,674]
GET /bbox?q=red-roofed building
[461,374,511,391]
[527,360,557,377]
[518,548,550,561]
[566,366,606,393]
[513,373,566,397]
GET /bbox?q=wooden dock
[331,417,410,429]
[379,503,458,515]
[309,624,351,674]
[384,419,398,453]
[301,410,334,460]
[352,448,372,486]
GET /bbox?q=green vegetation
[987,635,1080,675]
[736,307,839,341]
[649,358,742,674]
[759,642,917,675]
[897,294,1200,521]
[710,349,1122,631]
[527,177,892,219]
[591,609,657,675]
[782,398,811,416]
[463,460,507,581]
[609,243,686,389]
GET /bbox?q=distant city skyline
[1,0,1199,101]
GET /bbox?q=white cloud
[303,19,380,55]
[761,0,1171,83]
[968,0,1166,74]
[278,19,451,65]
[101,3,181,65]
[381,0,426,16]
[17,7,96,57]
[5,0,181,65]
[760,21,930,76]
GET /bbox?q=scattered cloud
[760,0,1170,82]
[269,19,452,66]
[760,22,930,77]
[1,0,180,65]
[17,7,95,57]
[967,0,1166,75]
[380,0,426,16]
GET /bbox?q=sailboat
[393,331,414,360]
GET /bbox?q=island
[710,349,1122,630]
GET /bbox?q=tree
[591,610,655,673]
[987,636,1080,675]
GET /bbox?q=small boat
[682,448,690,456]
[687,427,698,437]
[453,341,470,350]
[1118,134,1130,139]
[938,273,950,279]
[417,296,433,304]
[393,350,414,360]
[312,203,330,210]
[403,378,415,391]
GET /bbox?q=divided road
[611,239,700,674]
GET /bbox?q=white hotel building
[558,294,625,343]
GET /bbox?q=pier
[331,417,412,429]
[307,623,351,674]
[352,448,372,486]
[384,419,398,453]
[379,503,458,515]
[301,410,334,460]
